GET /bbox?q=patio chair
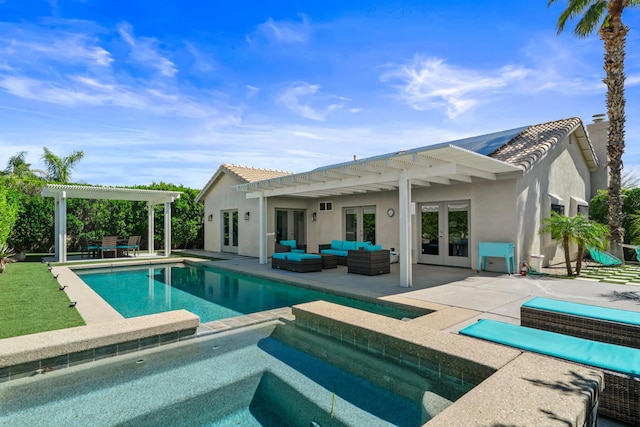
[79,236,99,258]
[117,235,140,257]
[99,236,118,258]
[587,246,622,267]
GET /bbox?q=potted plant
[0,242,16,273]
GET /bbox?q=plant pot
[15,251,26,262]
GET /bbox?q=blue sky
[2,0,640,189]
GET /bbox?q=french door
[418,201,469,267]
[344,206,376,243]
[276,209,306,244]
[221,210,238,253]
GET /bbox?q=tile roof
[221,164,291,183]
[489,117,583,171]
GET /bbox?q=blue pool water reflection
[76,263,422,322]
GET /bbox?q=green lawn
[0,262,85,339]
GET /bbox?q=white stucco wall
[516,133,593,266]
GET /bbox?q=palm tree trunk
[600,23,628,262]
[575,243,584,275]
[563,235,573,276]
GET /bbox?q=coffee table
[317,253,337,269]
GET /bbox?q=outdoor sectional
[271,252,322,273]
[319,240,383,266]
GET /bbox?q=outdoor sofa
[319,240,383,266]
[275,239,307,253]
[271,252,322,273]
[460,319,640,425]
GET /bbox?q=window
[319,201,333,211]
[578,205,589,216]
[551,204,565,215]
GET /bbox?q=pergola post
[164,201,172,257]
[259,194,267,264]
[147,202,155,255]
[54,191,68,263]
[399,170,412,287]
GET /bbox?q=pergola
[40,184,182,262]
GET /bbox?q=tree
[41,147,84,183]
[549,0,638,260]
[541,212,609,276]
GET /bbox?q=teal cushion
[321,249,347,257]
[523,297,640,326]
[291,249,305,253]
[286,253,321,262]
[365,244,382,251]
[272,253,288,260]
[459,319,640,376]
[354,241,371,250]
[343,241,357,251]
[280,240,297,248]
[331,240,343,250]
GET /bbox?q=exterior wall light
[244,211,250,221]
[207,214,213,222]
[312,212,317,221]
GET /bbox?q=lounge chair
[117,235,140,257]
[79,236,99,258]
[587,246,622,266]
[99,236,118,258]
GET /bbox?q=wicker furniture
[347,249,390,276]
[521,297,640,349]
[461,319,640,426]
[317,253,337,269]
[275,240,307,253]
[271,252,322,273]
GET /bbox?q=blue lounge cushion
[290,249,305,253]
[331,240,343,250]
[354,241,372,250]
[365,244,382,251]
[342,241,357,251]
[523,297,640,326]
[286,253,321,262]
[320,249,347,257]
[459,319,640,376]
[280,239,297,248]
[272,252,288,260]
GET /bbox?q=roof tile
[489,117,582,171]
[221,164,291,183]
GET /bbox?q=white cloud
[117,22,177,77]
[246,85,260,98]
[249,15,310,45]
[381,56,530,119]
[276,82,344,121]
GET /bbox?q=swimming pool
[75,263,423,322]
[0,321,471,426]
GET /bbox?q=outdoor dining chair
[100,236,118,258]
[79,236,99,258]
[117,235,140,257]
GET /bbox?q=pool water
[76,263,422,322]
[0,322,472,426]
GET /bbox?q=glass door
[418,201,469,267]
[344,206,376,243]
[221,210,238,253]
[276,209,306,245]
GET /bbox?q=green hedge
[2,177,203,253]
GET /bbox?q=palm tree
[541,212,609,276]
[41,147,84,183]
[548,0,638,260]
[3,151,49,180]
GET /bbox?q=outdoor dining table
[90,238,129,258]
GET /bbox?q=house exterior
[196,117,608,287]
